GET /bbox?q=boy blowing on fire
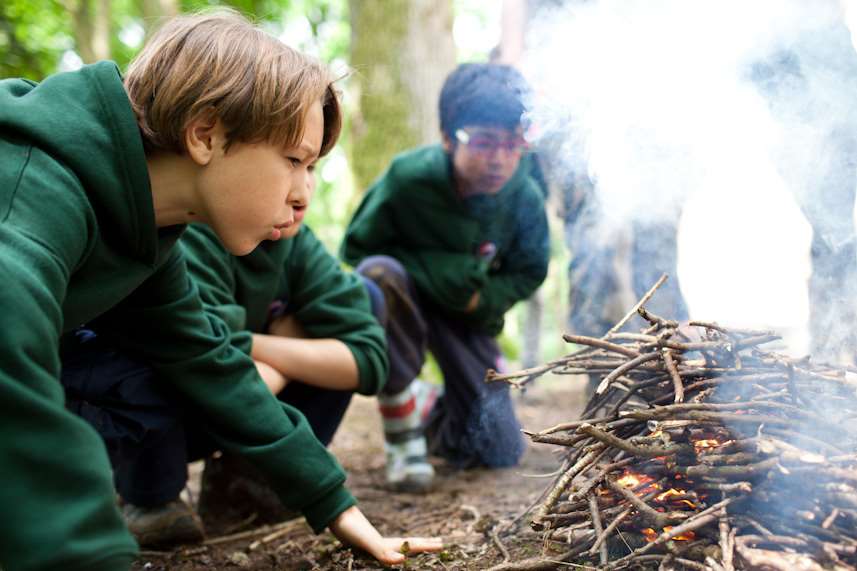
[341,63,550,492]
[114,210,390,542]
[0,10,439,570]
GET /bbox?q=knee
[360,276,386,321]
[472,390,525,468]
[356,255,408,288]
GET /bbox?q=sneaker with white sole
[378,379,440,493]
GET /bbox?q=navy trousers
[357,255,524,469]
[59,280,380,508]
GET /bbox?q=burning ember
[487,277,857,570]
[616,470,657,491]
[641,527,697,543]
[691,438,722,450]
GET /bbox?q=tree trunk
[64,0,112,62]
[139,0,179,37]
[347,0,456,193]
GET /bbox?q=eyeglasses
[455,129,528,155]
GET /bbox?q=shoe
[384,437,436,493]
[121,499,204,548]
[378,379,440,493]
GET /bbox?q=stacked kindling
[489,298,857,570]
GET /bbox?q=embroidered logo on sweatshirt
[476,241,497,261]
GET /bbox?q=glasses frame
[454,128,528,155]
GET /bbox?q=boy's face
[197,101,322,255]
[443,125,526,197]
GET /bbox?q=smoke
[523,0,857,358]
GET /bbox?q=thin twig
[605,273,668,336]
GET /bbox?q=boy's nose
[289,172,311,203]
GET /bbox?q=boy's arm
[95,248,356,532]
[0,188,137,569]
[468,192,551,323]
[251,333,360,391]
[252,227,388,395]
[384,246,487,310]
[342,185,486,311]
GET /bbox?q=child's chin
[281,223,302,238]
[227,238,260,256]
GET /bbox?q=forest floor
[131,375,587,570]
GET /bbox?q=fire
[655,488,685,501]
[692,436,736,454]
[654,488,697,509]
[641,527,697,543]
[617,473,645,488]
[664,526,696,541]
[692,439,721,450]
[616,470,659,493]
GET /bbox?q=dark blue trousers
[60,332,353,508]
[357,255,524,469]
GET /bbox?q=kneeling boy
[341,63,550,492]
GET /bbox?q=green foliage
[1,0,349,79]
[0,0,70,78]
[498,330,521,362]
[179,0,348,61]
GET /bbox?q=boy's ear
[185,109,222,166]
[441,132,453,154]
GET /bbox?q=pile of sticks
[488,277,857,570]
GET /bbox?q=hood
[0,61,157,262]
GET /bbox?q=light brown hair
[124,9,341,157]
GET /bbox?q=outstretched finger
[390,537,445,554]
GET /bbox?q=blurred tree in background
[0,0,70,78]
[347,0,455,192]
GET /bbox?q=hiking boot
[121,499,204,548]
[379,379,440,493]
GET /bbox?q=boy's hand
[465,291,481,313]
[329,505,443,566]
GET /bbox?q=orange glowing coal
[617,473,644,488]
[654,488,697,509]
[642,527,697,542]
[664,526,696,541]
[616,471,658,490]
[655,488,684,501]
[616,470,660,497]
[692,438,721,450]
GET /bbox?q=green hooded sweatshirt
[180,223,388,395]
[0,62,353,571]
[341,145,550,336]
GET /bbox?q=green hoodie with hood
[341,145,550,336]
[180,223,388,395]
[0,62,353,571]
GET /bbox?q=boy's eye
[288,157,302,166]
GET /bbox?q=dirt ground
[131,375,587,570]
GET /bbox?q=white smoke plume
[523,0,857,358]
